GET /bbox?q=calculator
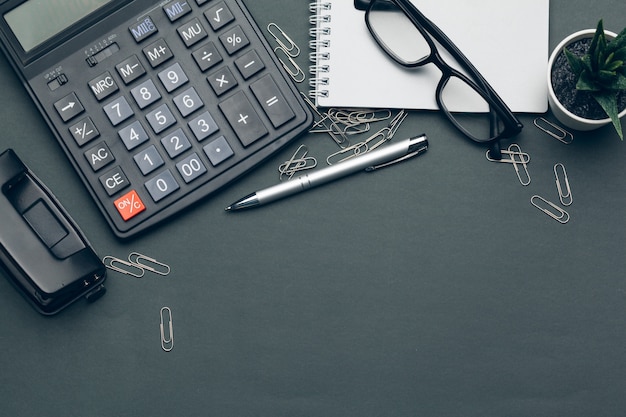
[0,0,312,238]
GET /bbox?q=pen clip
[365,137,428,172]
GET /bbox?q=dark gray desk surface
[1,1,624,416]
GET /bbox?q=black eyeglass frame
[363,0,523,146]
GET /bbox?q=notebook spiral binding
[308,1,332,100]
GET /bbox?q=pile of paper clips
[278,103,409,180]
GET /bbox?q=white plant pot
[547,29,626,131]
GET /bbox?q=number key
[146,104,176,134]
[173,87,203,117]
[161,128,191,158]
[103,96,134,126]
[145,169,179,202]
[131,79,161,109]
[158,62,188,92]
[134,145,164,175]
[176,153,207,183]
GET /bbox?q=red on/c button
[114,190,145,221]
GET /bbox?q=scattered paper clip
[531,195,570,224]
[485,146,530,164]
[103,252,171,277]
[267,23,300,58]
[274,46,305,83]
[508,144,531,186]
[128,252,171,276]
[278,144,318,180]
[301,93,348,147]
[160,307,174,352]
[102,256,145,278]
[553,163,572,206]
[534,117,574,144]
[326,110,407,165]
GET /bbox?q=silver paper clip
[274,47,305,83]
[267,23,300,58]
[531,195,570,224]
[301,93,348,147]
[279,144,318,180]
[160,307,174,352]
[102,256,145,278]
[553,163,572,206]
[326,110,407,165]
[485,146,531,164]
[128,252,171,276]
[534,117,574,144]
[508,144,531,186]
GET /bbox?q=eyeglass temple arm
[397,0,522,131]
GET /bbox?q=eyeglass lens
[367,0,503,142]
[367,2,430,65]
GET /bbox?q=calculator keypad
[38,0,311,238]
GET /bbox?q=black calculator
[0,0,312,238]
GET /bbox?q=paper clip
[159,307,173,352]
[102,256,145,278]
[274,46,305,83]
[300,93,348,147]
[534,117,574,144]
[279,144,318,180]
[508,144,531,186]
[326,110,407,164]
[485,147,530,164]
[531,195,570,224]
[553,163,572,206]
[128,252,170,276]
[267,23,300,58]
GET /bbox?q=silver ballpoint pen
[225,134,428,211]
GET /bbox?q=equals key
[250,74,294,128]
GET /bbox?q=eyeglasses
[361,0,523,156]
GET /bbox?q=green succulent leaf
[592,90,624,140]
[564,47,584,76]
[562,19,625,139]
[576,70,600,91]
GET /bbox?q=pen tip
[224,206,232,212]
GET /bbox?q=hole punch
[534,117,574,144]
[267,23,301,58]
[508,143,530,186]
[553,163,572,206]
[128,252,170,276]
[160,307,173,352]
[102,256,145,278]
[531,195,570,224]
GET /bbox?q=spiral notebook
[309,0,550,112]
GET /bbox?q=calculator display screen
[4,0,114,52]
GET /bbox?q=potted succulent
[547,20,626,139]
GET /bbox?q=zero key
[250,75,294,128]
